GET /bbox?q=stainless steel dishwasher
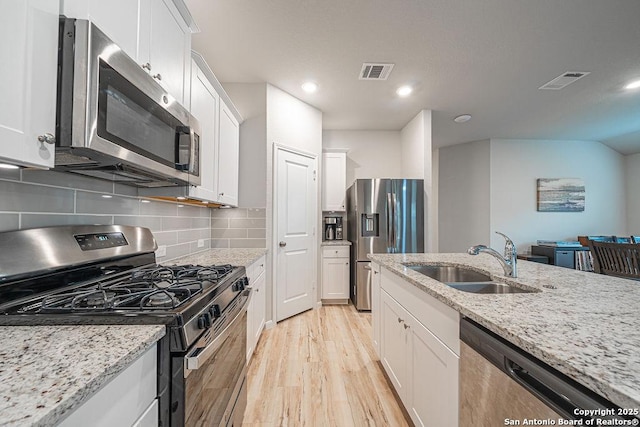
[459,317,637,426]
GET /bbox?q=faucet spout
[467,232,518,278]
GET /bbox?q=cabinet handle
[260,264,264,268]
[279,241,287,247]
[397,317,403,323]
[37,133,55,145]
[374,271,378,275]
[153,73,162,81]
[345,262,349,265]
[219,192,224,196]
[403,323,410,330]
[142,62,152,71]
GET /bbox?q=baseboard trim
[264,320,275,330]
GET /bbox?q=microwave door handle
[175,126,191,171]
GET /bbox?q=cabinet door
[189,60,219,202]
[371,262,381,357]
[321,152,347,211]
[253,270,266,344]
[0,0,58,168]
[380,290,408,401]
[139,0,190,104]
[407,314,459,427]
[217,101,240,206]
[321,257,349,299]
[62,0,140,60]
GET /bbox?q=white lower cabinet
[247,255,266,361]
[378,268,459,427]
[371,262,381,356]
[321,246,350,301]
[59,344,157,427]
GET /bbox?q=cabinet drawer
[322,246,350,258]
[247,255,266,283]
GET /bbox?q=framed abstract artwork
[537,178,585,212]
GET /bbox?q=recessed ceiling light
[177,196,186,200]
[0,163,19,169]
[453,114,472,123]
[396,86,413,97]
[301,82,318,93]
[625,80,640,90]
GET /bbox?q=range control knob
[232,280,245,292]
[209,304,221,319]
[197,312,212,329]
[242,277,250,287]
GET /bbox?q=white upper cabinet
[63,0,196,105]
[189,59,219,201]
[139,0,191,104]
[0,0,59,168]
[62,0,140,60]
[217,100,240,207]
[322,151,347,211]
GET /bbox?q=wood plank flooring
[243,304,410,426]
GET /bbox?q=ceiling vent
[359,63,395,80]
[539,71,590,90]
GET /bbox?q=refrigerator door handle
[386,193,393,251]
[392,192,398,251]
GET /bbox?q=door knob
[37,133,55,144]
[279,241,287,247]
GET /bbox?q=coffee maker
[324,217,337,240]
[335,217,343,240]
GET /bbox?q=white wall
[625,153,640,234]
[401,111,426,179]
[400,110,435,251]
[489,139,626,252]
[265,84,323,316]
[223,83,267,208]
[322,130,402,188]
[438,140,491,252]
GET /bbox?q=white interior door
[275,147,317,322]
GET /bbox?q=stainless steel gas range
[0,225,249,427]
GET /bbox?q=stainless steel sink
[404,264,537,294]
[446,282,533,294]
[405,265,491,282]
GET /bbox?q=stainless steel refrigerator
[346,179,424,310]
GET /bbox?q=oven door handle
[184,289,251,376]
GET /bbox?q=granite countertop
[321,241,351,246]
[0,325,165,427]
[168,248,267,268]
[368,253,640,410]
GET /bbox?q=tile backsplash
[0,169,211,263]
[211,208,266,248]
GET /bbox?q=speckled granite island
[368,252,640,410]
[0,324,165,427]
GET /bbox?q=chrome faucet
[467,232,518,278]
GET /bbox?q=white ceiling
[185,0,640,154]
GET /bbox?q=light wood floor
[243,304,410,426]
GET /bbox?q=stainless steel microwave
[55,18,200,187]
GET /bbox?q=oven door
[174,290,250,427]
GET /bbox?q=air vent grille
[359,63,395,80]
[539,71,590,90]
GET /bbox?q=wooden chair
[587,240,640,279]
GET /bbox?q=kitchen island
[369,252,640,412]
[169,247,267,268]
